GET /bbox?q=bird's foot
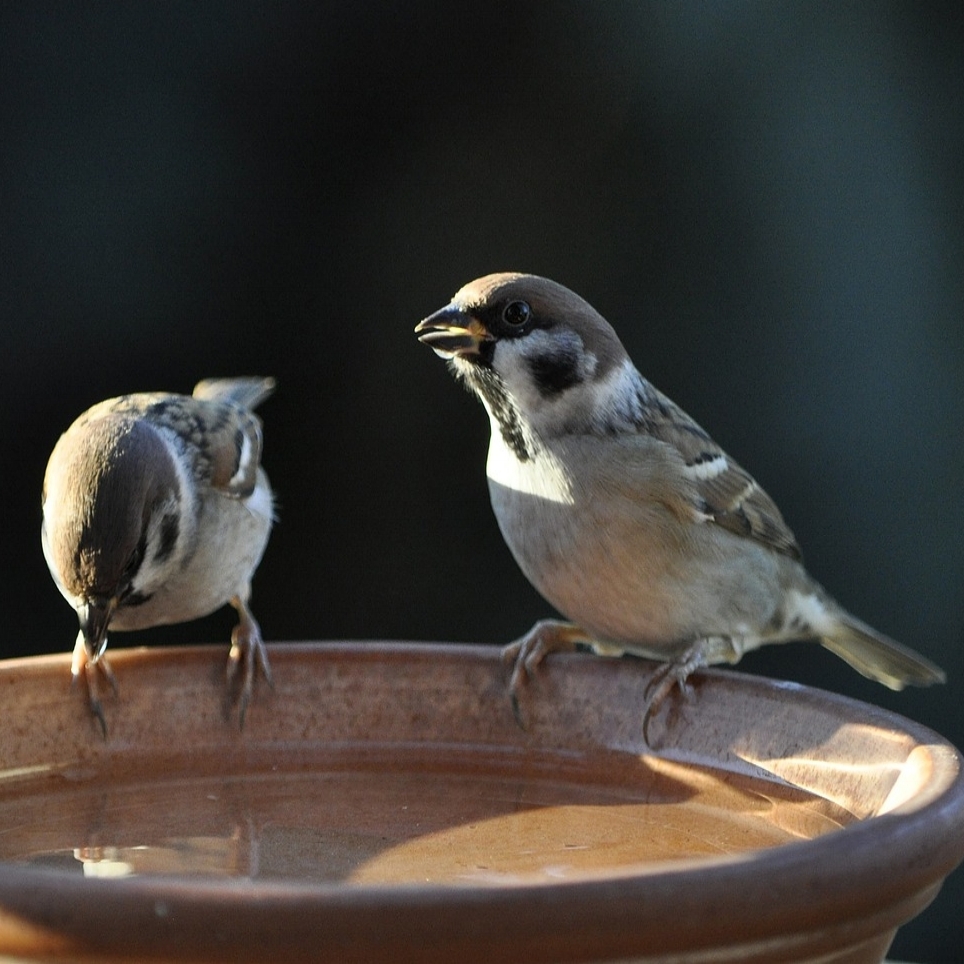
[501,620,591,729]
[71,633,118,739]
[226,596,272,728]
[642,636,738,744]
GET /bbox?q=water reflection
[2,761,851,885]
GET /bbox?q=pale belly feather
[111,477,272,632]
[486,435,787,656]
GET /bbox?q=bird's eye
[502,301,531,327]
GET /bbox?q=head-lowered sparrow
[416,273,945,727]
[42,377,276,734]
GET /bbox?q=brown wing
[190,378,274,497]
[135,391,267,499]
[195,403,264,498]
[636,386,802,561]
[74,379,274,500]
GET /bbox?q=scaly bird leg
[226,594,272,728]
[71,631,118,739]
[501,620,593,729]
[642,635,741,744]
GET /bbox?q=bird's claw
[226,597,272,728]
[501,620,586,729]
[72,653,118,739]
[641,662,693,745]
[640,642,717,745]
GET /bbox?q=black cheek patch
[477,338,497,368]
[155,512,180,562]
[124,591,153,608]
[528,350,583,397]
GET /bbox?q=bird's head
[41,413,185,659]
[416,273,637,454]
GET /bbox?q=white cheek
[492,341,541,408]
[243,475,275,522]
[490,337,572,434]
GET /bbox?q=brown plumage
[416,273,944,729]
[42,377,276,735]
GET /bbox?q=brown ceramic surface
[0,641,961,962]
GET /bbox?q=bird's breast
[485,434,785,653]
[110,472,273,631]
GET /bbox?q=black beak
[415,305,492,359]
[79,597,116,662]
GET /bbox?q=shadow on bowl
[0,641,961,963]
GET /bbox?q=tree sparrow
[42,377,276,734]
[416,274,945,728]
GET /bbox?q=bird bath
[0,641,960,963]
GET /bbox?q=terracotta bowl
[0,641,961,963]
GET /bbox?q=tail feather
[192,377,276,411]
[821,613,946,691]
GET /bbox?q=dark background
[3,3,963,958]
